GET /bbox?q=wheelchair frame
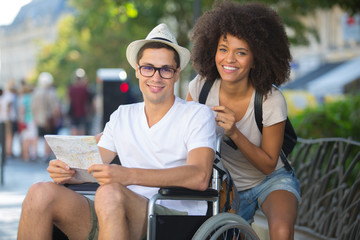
[145,135,259,240]
[60,135,259,240]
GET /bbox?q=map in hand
[44,135,103,182]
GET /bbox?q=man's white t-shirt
[98,97,216,215]
[189,75,287,191]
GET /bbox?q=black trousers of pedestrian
[0,122,5,184]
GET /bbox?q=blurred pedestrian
[18,82,38,162]
[68,68,91,135]
[90,81,103,135]
[0,81,18,157]
[32,72,61,162]
[0,88,6,170]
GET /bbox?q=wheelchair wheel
[192,212,259,240]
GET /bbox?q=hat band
[151,37,173,43]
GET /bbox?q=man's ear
[135,65,140,79]
[174,67,181,83]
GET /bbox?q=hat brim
[126,39,190,71]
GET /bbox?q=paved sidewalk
[0,157,51,240]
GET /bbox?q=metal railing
[289,137,360,240]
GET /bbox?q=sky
[0,0,32,26]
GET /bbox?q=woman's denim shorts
[236,166,301,223]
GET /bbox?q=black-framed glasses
[139,65,177,79]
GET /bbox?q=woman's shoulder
[265,86,286,104]
[262,87,287,124]
[188,75,206,101]
[189,75,206,89]
[188,75,221,103]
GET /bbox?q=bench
[291,137,360,240]
[252,137,360,240]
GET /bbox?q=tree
[36,15,86,98]
[35,0,360,97]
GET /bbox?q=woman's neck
[220,79,253,100]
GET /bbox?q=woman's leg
[262,190,298,240]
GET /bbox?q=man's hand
[88,164,126,185]
[47,159,76,184]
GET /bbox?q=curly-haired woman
[187,1,301,239]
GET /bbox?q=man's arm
[98,146,117,164]
[129,147,215,191]
[89,147,214,190]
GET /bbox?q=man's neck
[144,95,176,128]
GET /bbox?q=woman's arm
[212,105,285,174]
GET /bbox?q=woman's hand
[47,159,76,184]
[211,105,238,137]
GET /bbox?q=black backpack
[199,80,297,171]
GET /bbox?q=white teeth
[150,85,162,89]
[223,66,237,70]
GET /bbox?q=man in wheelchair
[17,23,216,240]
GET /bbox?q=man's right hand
[47,159,76,184]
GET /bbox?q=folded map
[44,135,103,183]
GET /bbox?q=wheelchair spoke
[192,213,259,240]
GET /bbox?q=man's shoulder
[176,97,208,109]
[115,102,143,114]
[107,102,143,124]
[175,97,213,116]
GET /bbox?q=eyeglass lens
[140,66,175,79]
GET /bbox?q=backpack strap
[199,80,215,104]
[254,91,292,171]
[254,91,263,133]
[199,80,238,150]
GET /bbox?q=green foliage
[34,0,360,97]
[326,0,360,15]
[35,15,84,97]
[292,94,360,140]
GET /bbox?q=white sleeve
[263,88,287,127]
[184,105,217,152]
[98,108,119,153]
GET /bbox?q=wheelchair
[54,135,260,240]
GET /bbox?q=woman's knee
[269,221,294,240]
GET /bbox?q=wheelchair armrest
[158,187,218,198]
[149,187,218,214]
[64,182,100,195]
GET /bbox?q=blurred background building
[285,7,360,110]
[0,0,359,114]
[0,0,73,88]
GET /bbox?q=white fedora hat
[126,23,190,71]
